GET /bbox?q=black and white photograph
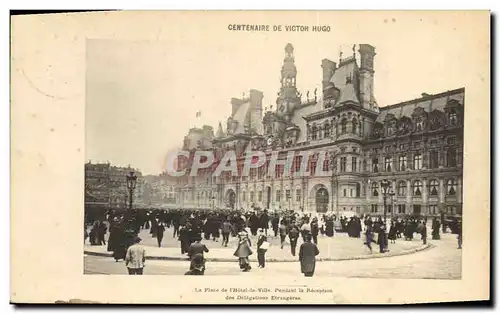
[84,24,465,280]
[11,10,490,304]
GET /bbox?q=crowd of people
[84,207,463,276]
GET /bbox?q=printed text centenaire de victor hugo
[228,24,331,32]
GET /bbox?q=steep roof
[375,88,464,123]
[336,82,360,105]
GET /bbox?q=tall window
[341,119,347,134]
[398,155,407,171]
[276,190,281,202]
[413,153,423,170]
[398,204,406,214]
[311,125,318,140]
[446,179,457,195]
[285,189,291,200]
[352,118,357,134]
[429,151,439,169]
[447,148,457,167]
[372,158,379,172]
[352,157,357,172]
[397,181,407,196]
[340,157,347,172]
[385,156,393,172]
[355,183,361,197]
[343,189,347,197]
[429,179,439,196]
[363,160,367,171]
[324,123,330,137]
[371,182,379,197]
[242,192,246,202]
[323,157,329,172]
[412,180,423,196]
[371,204,378,213]
[250,191,255,202]
[275,165,283,178]
[258,191,263,202]
[310,161,317,176]
[429,205,438,215]
[296,189,302,202]
[294,156,302,173]
[449,110,458,126]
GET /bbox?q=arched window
[341,118,347,134]
[397,181,407,196]
[446,179,457,195]
[311,124,318,140]
[352,118,357,134]
[429,179,439,196]
[324,122,330,137]
[412,180,422,196]
[371,182,379,197]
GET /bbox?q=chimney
[358,44,376,109]
[249,89,264,134]
[321,59,336,91]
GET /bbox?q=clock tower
[276,43,301,119]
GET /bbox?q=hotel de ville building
[177,43,464,217]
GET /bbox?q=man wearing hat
[187,236,209,274]
[125,236,146,275]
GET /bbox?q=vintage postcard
[11,10,490,304]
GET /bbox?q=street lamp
[380,179,394,224]
[126,171,137,211]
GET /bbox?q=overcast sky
[85,13,476,175]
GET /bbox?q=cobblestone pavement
[84,232,461,279]
[85,226,423,261]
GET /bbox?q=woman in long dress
[233,230,253,272]
[299,234,320,277]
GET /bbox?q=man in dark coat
[271,215,279,237]
[299,234,320,277]
[188,236,210,274]
[288,223,300,257]
[157,222,165,247]
[310,218,319,245]
[179,225,190,254]
[432,218,441,240]
[279,223,288,249]
[98,221,107,245]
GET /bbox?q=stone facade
[177,44,464,217]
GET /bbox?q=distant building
[176,43,464,217]
[85,162,143,213]
[142,173,180,208]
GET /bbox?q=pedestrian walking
[157,222,165,247]
[233,230,252,272]
[299,234,320,277]
[221,219,233,247]
[288,223,300,257]
[279,223,287,249]
[256,229,268,268]
[364,224,373,253]
[310,218,319,245]
[125,236,146,275]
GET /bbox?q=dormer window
[416,117,423,131]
